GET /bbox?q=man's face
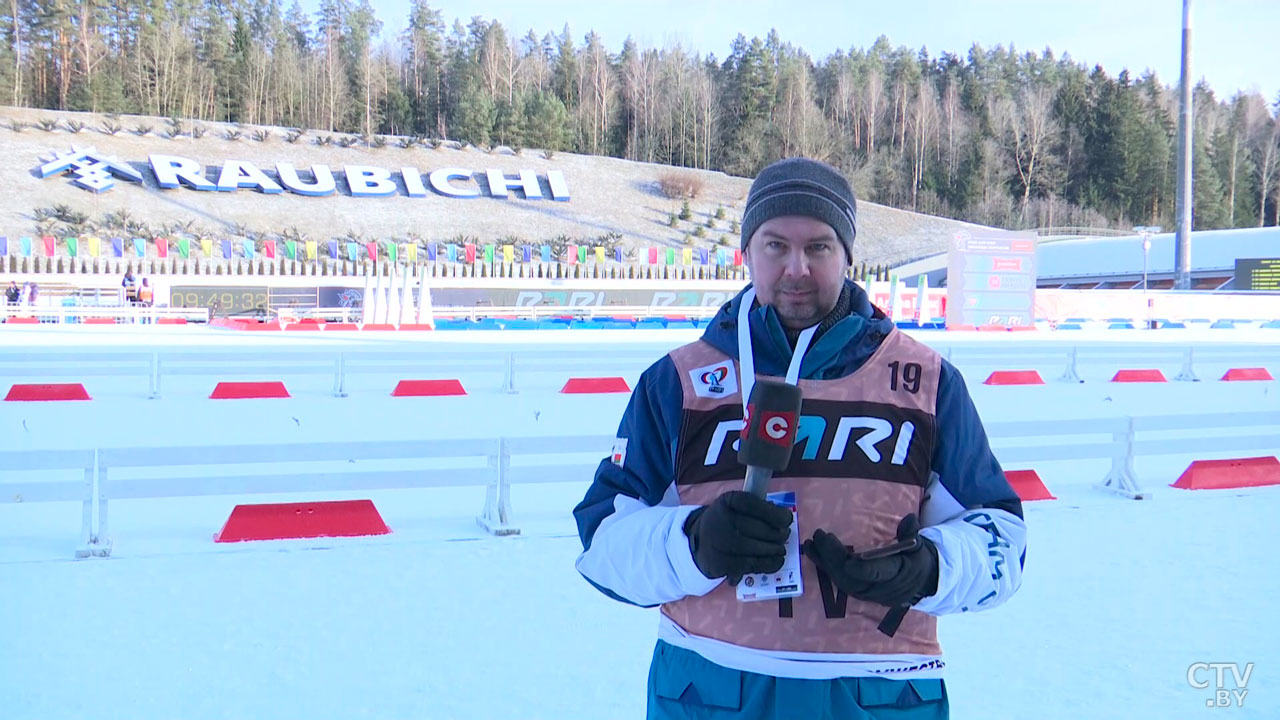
[744,215,848,329]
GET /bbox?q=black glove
[684,491,794,584]
[802,514,940,608]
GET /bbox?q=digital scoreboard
[945,230,1038,327]
[1235,258,1280,291]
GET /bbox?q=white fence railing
[941,343,1280,382]
[5,411,1278,558]
[274,304,722,324]
[0,347,670,397]
[0,338,1274,394]
[985,411,1280,498]
[2,448,98,552]
[1,305,210,323]
[2,342,1277,397]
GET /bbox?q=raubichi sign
[36,146,569,201]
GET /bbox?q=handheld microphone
[738,379,804,497]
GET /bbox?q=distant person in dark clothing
[5,281,17,304]
[123,268,138,303]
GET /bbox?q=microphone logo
[765,414,789,440]
[760,410,796,447]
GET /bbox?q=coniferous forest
[3,0,1278,232]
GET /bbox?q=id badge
[735,491,804,603]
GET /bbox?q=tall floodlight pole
[1174,0,1194,289]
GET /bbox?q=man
[122,268,138,303]
[574,158,1026,719]
[5,280,18,304]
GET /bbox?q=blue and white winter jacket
[574,281,1026,679]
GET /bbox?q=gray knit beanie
[740,157,857,264]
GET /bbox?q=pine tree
[344,0,382,137]
[228,12,253,122]
[452,80,495,145]
[493,92,525,147]
[403,0,445,137]
[551,23,576,109]
[1193,132,1230,229]
[719,34,777,176]
[316,0,352,131]
[520,90,571,151]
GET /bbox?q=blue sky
[302,0,1278,101]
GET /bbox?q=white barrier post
[417,264,434,327]
[74,452,96,559]
[477,438,520,536]
[95,463,113,557]
[501,352,518,394]
[1175,347,1199,382]
[148,352,161,399]
[373,272,389,325]
[333,353,348,398]
[1058,347,1083,383]
[387,264,402,326]
[399,263,415,326]
[1098,417,1146,500]
[360,271,374,326]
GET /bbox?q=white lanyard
[736,287,818,416]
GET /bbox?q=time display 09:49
[170,286,269,314]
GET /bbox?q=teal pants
[647,641,949,720]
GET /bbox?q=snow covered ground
[1,323,1278,719]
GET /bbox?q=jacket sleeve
[913,359,1026,615]
[573,356,723,607]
